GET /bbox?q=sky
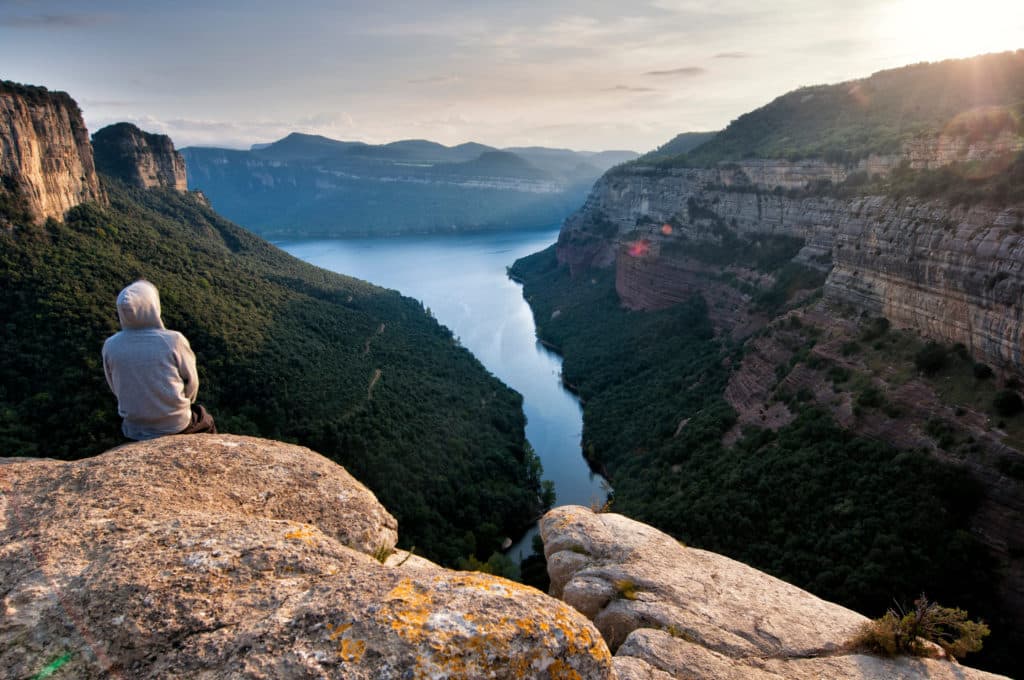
[2,0,1022,153]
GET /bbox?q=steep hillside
[515,50,1024,676]
[659,50,1024,165]
[181,133,637,237]
[0,84,546,566]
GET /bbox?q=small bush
[841,341,862,356]
[860,317,891,342]
[973,362,993,380]
[993,390,1023,417]
[851,595,989,660]
[914,342,948,375]
[856,386,885,410]
[614,579,640,600]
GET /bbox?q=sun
[879,0,1024,63]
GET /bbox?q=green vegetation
[0,179,546,566]
[511,245,1006,671]
[914,341,949,375]
[884,152,1024,205]
[635,51,1024,167]
[852,595,989,660]
[637,131,718,163]
[614,579,640,600]
[993,390,1023,418]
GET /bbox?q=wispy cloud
[714,51,749,58]
[406,75,462,85]
[604,85,657,92]
[0,12,109,28]
[644,66,706,77]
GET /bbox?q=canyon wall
[558,164,1024,374]
[0,81,104,223]
[92,122,189,191]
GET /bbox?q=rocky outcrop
[904,130,1024,170]
[1,436,613,679]
[0,81,104,223]
[541,506,1009,680]
[92,122,188,191]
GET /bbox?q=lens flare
[627,240,650,257]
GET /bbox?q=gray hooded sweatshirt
[102,281,199,440]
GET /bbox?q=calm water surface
[278,228,606,559]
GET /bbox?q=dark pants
[179,404,217,435]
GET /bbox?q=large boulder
[540,505,1008,680]
[1,435,614,678]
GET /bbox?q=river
[278,228,606,561]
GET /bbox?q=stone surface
[1,436,614,679]
[92,122,188,191]
[541,506,1009,680]
[615,628,1009,680]
[0,81,105,223]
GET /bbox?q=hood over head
[116,280,165,330]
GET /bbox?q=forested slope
[0,179,545,565]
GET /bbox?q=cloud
[644,66,706,77]
[406,75,462,85]
[0,12,108,28]
[714,51,749,58]
[603,85,657,92]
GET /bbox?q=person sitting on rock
[102,280,216,439]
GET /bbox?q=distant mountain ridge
[181,133,638,237]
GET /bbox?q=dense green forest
[637,50,1024,167]
[510,245,1010,674]
[0,179,546,565]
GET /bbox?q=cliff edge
[92,122,189,191]
[0,435,613,679]
[1,436,1006,678]
[0,80,105,223]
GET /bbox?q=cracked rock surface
[540,505,1009,680]
[1,436,614,679]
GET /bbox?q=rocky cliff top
[92,122,188,191]
[541,506,1009,680]
[0,435,613,678]
[1,435,1006,678]
[0,79,104,223]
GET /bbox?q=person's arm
[102,343,116,394]
[179,336,200,403]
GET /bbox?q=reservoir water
[278,228,606,560]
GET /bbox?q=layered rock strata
[0,81,104,223]
[541,506,1009,680]
[92,122,188,191]
[1,436,613,679]
[559,165,1024,373]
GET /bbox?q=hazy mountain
[181,134,638,237]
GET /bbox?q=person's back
[102,280,213,439]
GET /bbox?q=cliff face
[0,81,104,223]
[1,436,1004,679]
[559,165,1024,374]
[92,122,188,191]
